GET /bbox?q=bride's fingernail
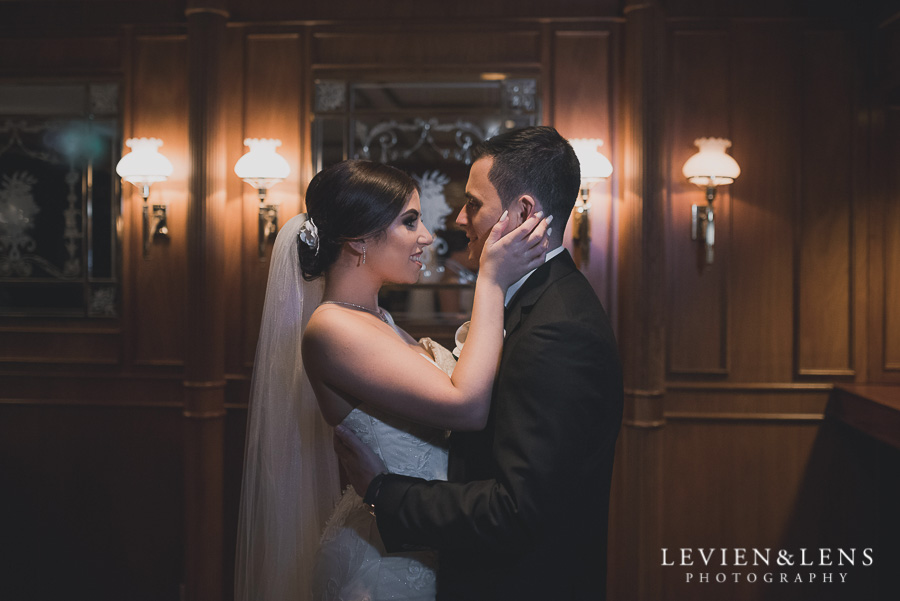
[547,227,552,237]
[499,210,508,221]
[534,211,543,219]
[546,215,554,225]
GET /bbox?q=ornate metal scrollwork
[356,118,492,165]
[503,79,537,112]
[315,82,347,112]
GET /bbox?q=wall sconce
[569,138,613,268]
[682,137,741,265]
[115,137,174,257]
[234,138,291,258]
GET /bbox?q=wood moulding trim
[624,389,666,428]
[0,397,183,409]
[796,368,856,377]
[0,357,120,365]
[308,26,538,39]
[245,33,302,41]
[135,33,189,42]
[667,367,729,376]
[226,17,625,29]
[665,411,824,423]
[183,379,227,389]
[553,30,612,37]
[183,409,227,419]
[184,9,230,20]
[310,62,543,71]
[134,359,185,367]
[0,326,121,334]
[666,382,834,392]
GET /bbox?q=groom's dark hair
[471,126,581,224]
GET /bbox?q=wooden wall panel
[0,330,119,364]
[666,385,830,418]
[129,35,190,367]
[240,34,304,367]
[0,403,184,600]
[797,31,854,376]
[0,36,120,75]
[661,419,820,550]
[229,0,621,22]
[658,17,881,601]
[0,373,183,406]
[883,109,900,373]
[727,23,797,383]
[223,27,248,378]
[552,29,616,311]
[311,30,541,68]
[666,30,731,376]
[659,415,882,601]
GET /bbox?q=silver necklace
[321,300,389,323]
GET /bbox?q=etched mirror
[0,82,121,318]
[312,78,540,325]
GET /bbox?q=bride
[234,160,549,601]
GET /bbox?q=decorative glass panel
[312,78,539,320]
[0,82,120,317]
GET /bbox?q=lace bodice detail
[340,404,449,481]
[313,336,455,601]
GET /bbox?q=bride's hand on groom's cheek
[479,211,551,288]
[334,424,388,498]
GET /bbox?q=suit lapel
[503,250,578,338]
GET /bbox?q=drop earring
[362,243,367,265]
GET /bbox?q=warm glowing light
[682,137,741,187]
[115,138,173,186]
[570,138,613,181]
[234,138,290,192]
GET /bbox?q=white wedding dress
[235,214,457,601]
[312,335,455,601]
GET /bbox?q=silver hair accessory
[298,216,320,255]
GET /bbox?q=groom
[336,126,623,601]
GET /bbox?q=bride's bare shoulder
[302,305,393,357]
[304,306,350,345]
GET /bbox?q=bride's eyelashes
[401,209,421,230]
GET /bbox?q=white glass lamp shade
[570,138,613,182]
[682,137,741,187]
[116,138,173,186]
[234,138,291,191]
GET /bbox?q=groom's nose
[455,206,468,227]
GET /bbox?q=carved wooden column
[615,0,666,598]
[183,2,229,601]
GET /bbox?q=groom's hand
[334,424,388,498]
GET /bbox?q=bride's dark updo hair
[299,160,418,280]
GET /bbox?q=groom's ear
[513,195,537,225]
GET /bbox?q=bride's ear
[348,239,365,254]
[347,239,366,262]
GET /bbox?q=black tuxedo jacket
[374,250,623,601]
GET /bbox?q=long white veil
[235,214,341,601]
